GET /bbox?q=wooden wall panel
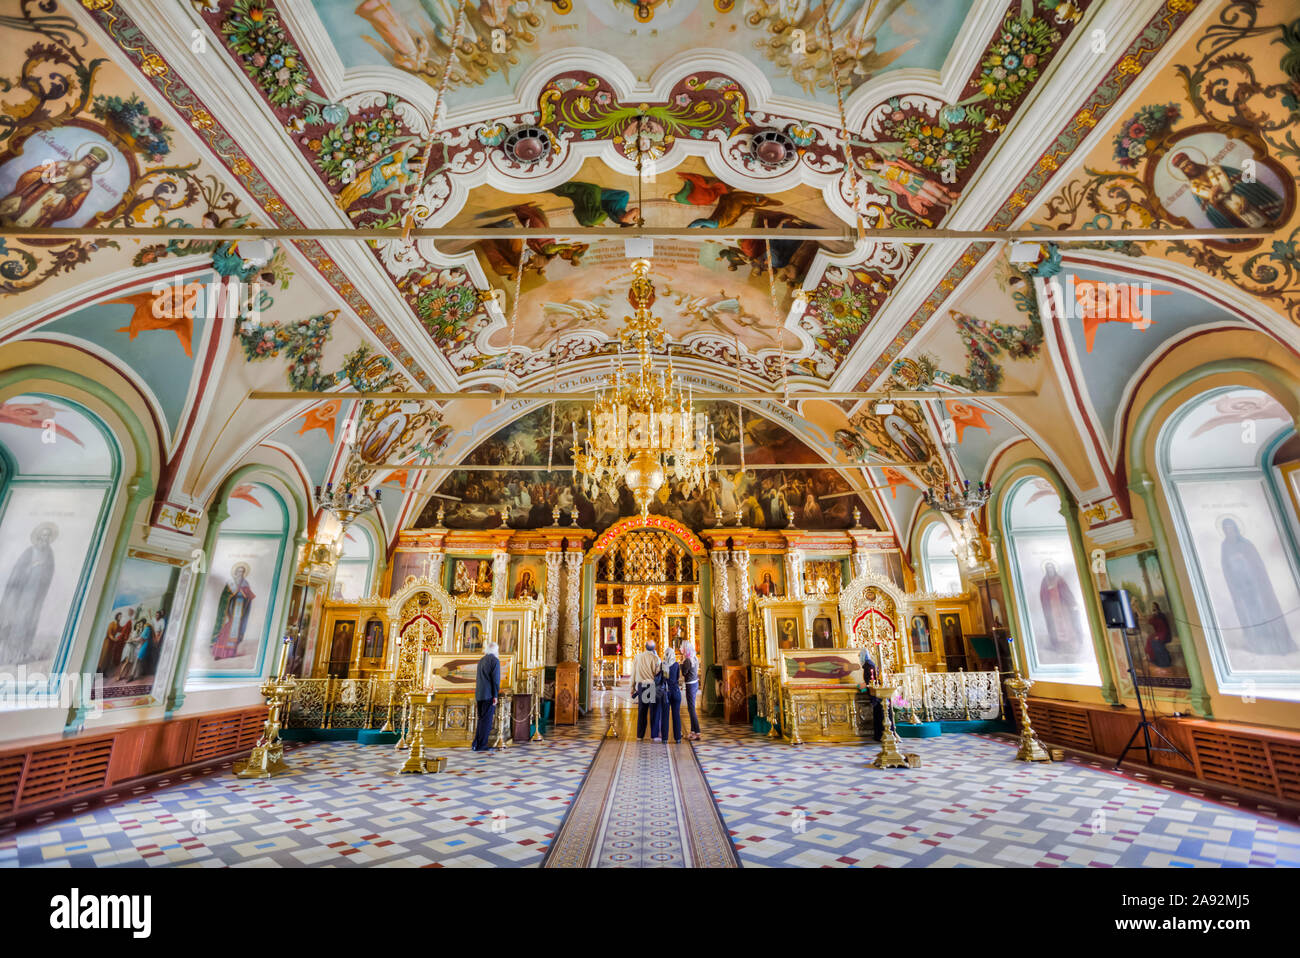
[0,705,266,828]
[1019,696,1300,805]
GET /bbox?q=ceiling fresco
[309,0,977,109]
[3,0,1297,555]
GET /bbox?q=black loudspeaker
[1099,589,1137,631]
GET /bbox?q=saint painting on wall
[461,618,483,652]
[452,559,492,597]
[910,614,932,653]
[753,565,781,597]
[811,616,834,649]
[775,616,800,650]
[667,616,687,651]
[938,612,965,669]
[1106,549,1191,690]
[327,620,355,677]
[514,566,539,599]
[495,619,519,655]
[95,556,180,703]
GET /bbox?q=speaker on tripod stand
[1099,588,1192,770]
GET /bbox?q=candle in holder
[1008,636,1022,675]
[275,635,291,679]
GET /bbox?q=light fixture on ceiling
[750,128,796,168]
[313,468,380,530]
[573,258,717,516]
[923,479,990,522]
[238,238,276,269]
[502,126,553,165]
[1009,241,1042,264]
[625,237,653,260]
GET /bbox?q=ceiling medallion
[750,128,796,168]
[574,259,717,517]
[502,126,553,164]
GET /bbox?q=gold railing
[286,677,409,730]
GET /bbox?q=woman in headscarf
[658,643,683,744]
[680,639,701,741]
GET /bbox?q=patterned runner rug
[542,713,740,868]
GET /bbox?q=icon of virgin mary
[0,522,58,664]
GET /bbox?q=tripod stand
[1114,627,1192,769]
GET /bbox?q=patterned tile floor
[694,725,1300,867]
[0,723,599,868]
[5,717,1299,868]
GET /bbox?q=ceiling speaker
[750,128,796,168]
[503,126,553,164]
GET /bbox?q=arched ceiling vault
[6,0,1294,549]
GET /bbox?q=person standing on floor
[655,644,673,743]
[858,646,883,743]
[631,639,663,741]
[662,644,683,743]
[472,640,501,751]
[680,639,701,741]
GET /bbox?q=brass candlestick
[395,695,410,749]
[868,679,909,769]
[530,673,544,742]
[493,695,510,750]
[234,677,297,779]
[380,678,396,733]
[395,691,441,774]
[1005,672,1051,762]
[767,674,781,740]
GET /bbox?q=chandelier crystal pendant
[313,466,381,528]
[574,259,717,517]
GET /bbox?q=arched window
[331,523,375,602]
[1158,386,1300,698]
[920,522,963,594]
[187,481,290,679]
[1002,476,1101,684]
[0,393,119,676]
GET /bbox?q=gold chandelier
[574,259,716,516]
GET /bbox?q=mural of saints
[0,522,57,665]
[211,563,256,660]
[1166,149,1283,231]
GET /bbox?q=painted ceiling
[1,0,1297,555]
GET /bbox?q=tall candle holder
[868,673,910,769]
[234,638,297,779]
[1004,669,1051,762]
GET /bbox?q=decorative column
[784,549,805,600]
[710,551,733,662]
[424,552,445,589]
[732,550,751,666]
[563,550,583,662]
[851,550,870,582]
[544,551,564,665]
[492,550,510,603]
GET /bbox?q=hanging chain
[818,2,865,244]
[733,335,745,475]
[547,329,559,469]
[764,238,792,405]
[401,0,470,242]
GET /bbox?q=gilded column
[732,550,751,666]
[492,550,510,603]
[544,551,564,665]
[710,551,733,662]
[563,550,583,662]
